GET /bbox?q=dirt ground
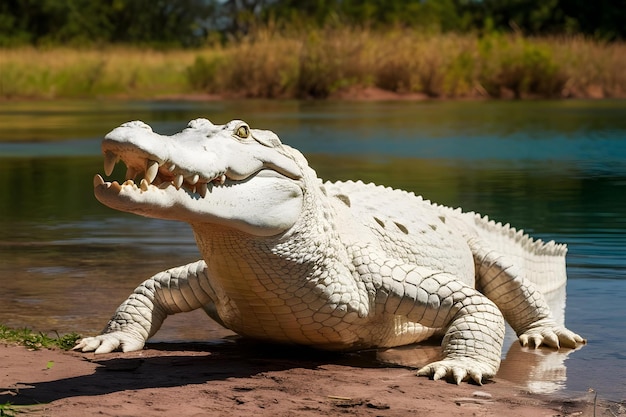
[1,340,623,417]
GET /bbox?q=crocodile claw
[73,332,145,354]
[417,358,496,385]
[518,320,586,349]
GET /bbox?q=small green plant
[0,402,17,417]
[0,325,80,351]
[0,402,36,417]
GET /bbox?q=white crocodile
[75,118,585,384]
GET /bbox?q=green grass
[0,402,19,417]
[0,401,42,417]
[0,325,80,351]
[1,30,625,100]
[0,404,15,417]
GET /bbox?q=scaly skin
[75,118,585,384]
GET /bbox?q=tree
[459,0,626,40]
[0,0,624,46]
[0,0,215,47]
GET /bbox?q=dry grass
[0,47,195,99]
[2,30,625,100]
[188,32,301,98]
[551,36,626,98]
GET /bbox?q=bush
[187,55,224,91]
[297,29,369,98]
[478,35,568,98]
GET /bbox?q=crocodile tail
[470,212,568,295]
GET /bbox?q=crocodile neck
[189,177,357,342]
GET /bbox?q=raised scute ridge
[472,212,567,257]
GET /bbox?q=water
[0,99,625,400]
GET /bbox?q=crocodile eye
[235,125,250,139]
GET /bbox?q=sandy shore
[1,340,621,417]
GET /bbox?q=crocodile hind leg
[358,253,506,384]
[469,238,585,349]
[74,260,219,353]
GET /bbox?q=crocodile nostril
[121,120,152,131]
[187,118,213,129]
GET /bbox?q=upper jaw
[94,146,305,235]
[99,120,303,198]
[101,140,230,198]
[97,139,299,202]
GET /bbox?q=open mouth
[95,149,232,199]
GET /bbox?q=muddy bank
[1,341,621,417]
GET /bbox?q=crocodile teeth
[174,174,184,189]
[104,151,118,176]
[188,174,200,185]
[126,167,139,181]
[94,174,105,187]
[145,160,159,184]
[197,182,208,198]
[210,175,225,185]
[110,181,122,192]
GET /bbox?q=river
[0,99,624,400]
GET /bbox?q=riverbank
[1,30,625,101]
[1,341,621,417]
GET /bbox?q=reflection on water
[499,343,576,394]
[376,339,583,395]
[1,99,625,400]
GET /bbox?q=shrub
[478,35,568,98]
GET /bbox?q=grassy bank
[0,47,194,99]
[1,30,625,100]
[0,324,80,350]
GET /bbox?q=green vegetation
[0,0,216,47]
[0,401,34,417]
[1,31,624,100]
[0,402,18,417]
[187,30,626,99]
[0,1,625,100]
[0,47,193,99]
[1,0,624,47]
[0,325,80,351]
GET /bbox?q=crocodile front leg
[360,255,506,385]
[74,260,217,353]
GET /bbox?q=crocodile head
[94,118,305,236]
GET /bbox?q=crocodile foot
[416,357,496,385]
[518,319,586,349]
[73,331,145,354]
